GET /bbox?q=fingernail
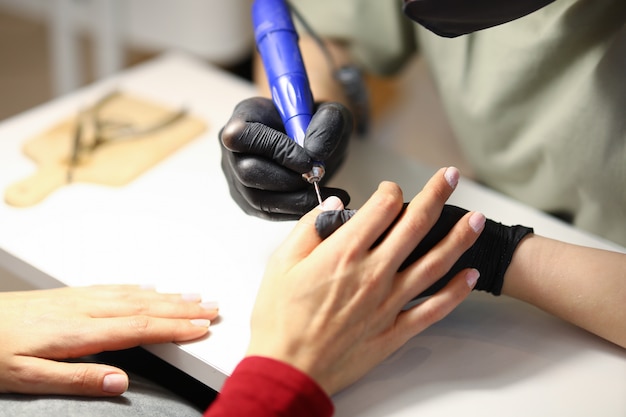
[444,167,460,189]
[182,293,202,302]
[191,319,211,327]
[321,196,344,211]
[200,301,219,311]
[466,269,480,289]
[103,373,128,394]
[469,212,486,233]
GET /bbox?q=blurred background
[0,0,255,122]
[0,0,257,292]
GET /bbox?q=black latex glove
[316,204,534,297]
[219,97,353,220]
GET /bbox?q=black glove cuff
[440,206,534,295]
[315,204,534,296]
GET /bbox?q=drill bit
[313,181,323,206]
[303,165,325,206]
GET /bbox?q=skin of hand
[0,285,219,397]
[246,167,486,395]
[502,236,626,349]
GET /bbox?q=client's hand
[246,167,486,395]
[0,285,219,397]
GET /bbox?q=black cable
[287,1,371,135]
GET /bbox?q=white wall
[0,0,255,65]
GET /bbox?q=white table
[1,53,624,417]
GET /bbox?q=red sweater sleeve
[203,356,334,417]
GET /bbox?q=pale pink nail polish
[191,319,211,327]
[200,301,219,311]
[466,269,480,289]
[321,196,344,211]
[103,374,128,394]
[469,212,486,233]
[182,293,202,302]
[444,167,460,188]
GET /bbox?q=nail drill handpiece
[252,0,324,205]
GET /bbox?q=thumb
[10,356,129,396]
[305,102,352,161]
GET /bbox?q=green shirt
[294,0,626,246]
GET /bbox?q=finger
[100,315,212,347]
[394,268,479,343]
[237,185,322,218]
[323,181,405,254]
[230,153,308,191]
[273,196,346,262]
[87,298,219,321]
[43,317,212,359]
[222,116,313,174]
[229,177,350,219]
[6,356,129,396]
[220,150,301,220]
[304,102,352,161]
[231,97,285,130]
[68,286,219,320]
[220,98,285,149]
[376,167,459,270]
[393,211,485,307]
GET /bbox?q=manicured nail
[191,319,211,327]
[200,301,219,311]
[469,212,486,233]
[182,293,202,302]
[444,167,460,189]
[466,269,480,289]
[103,373,128,394]
[321,196,344,211]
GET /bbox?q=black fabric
[402,0,556,37]
[315,204,534,296]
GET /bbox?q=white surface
[0,53,624,416]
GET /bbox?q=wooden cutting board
[4,92,207,207]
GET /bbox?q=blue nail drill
[252,0,324,204]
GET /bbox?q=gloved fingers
[228,153,306,191]
[221,121,313,174]
[304,102,353,161]
[227,177,351,220]
[229,96,286,130]
[218,97,354,221]
[220,97,314,174]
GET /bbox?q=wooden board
[4,92,207,207]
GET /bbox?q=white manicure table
[1,53,624,417]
